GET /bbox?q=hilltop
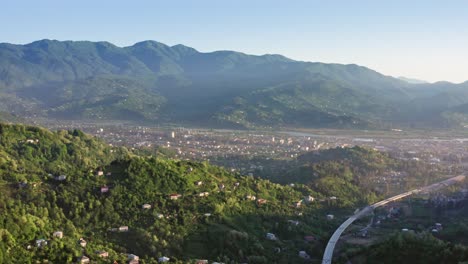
[1,40,468,129]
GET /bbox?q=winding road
[321,175,466,264]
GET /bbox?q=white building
[266,233,277,241]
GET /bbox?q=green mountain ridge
[1,39,468,128]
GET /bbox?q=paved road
[321,175,466,264]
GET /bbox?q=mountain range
[1,39,468,129]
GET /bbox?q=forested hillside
[221,146,450,207]
[0,123,349,263]
[1,40,468,128]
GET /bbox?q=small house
[100,186,109,193]
[246,195,256,201]
[78,238,87,247]
[78,256,90,264]
[257,199,267,205]
[326,214,334,220]
[218,184,225,190]
[195,181,203,186]
[96,170,104,176]
[128,254,139,261]
[196,260,208,264]
[36,239,47,248]
[53,231,63,239]
[266,233,277,241]
[198,192,209,197]
[294,200,302,208]
[96,250,109,258]
[156,213,164,219]
[106,172,112,176]
[158,256,170,262]
[304,195,315,203]
[119,226,129,232]
[169,194,182,200]
[142,204,152,209]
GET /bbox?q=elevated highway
[321,175,465,264]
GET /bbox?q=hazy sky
[2,0,468,83]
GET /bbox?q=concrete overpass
[321,175,466,264]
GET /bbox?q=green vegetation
[0,123,349,263]
[1,39,468,128]
[340,232,468,264]
[221,146,447,208]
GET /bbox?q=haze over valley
[1,39,468,130]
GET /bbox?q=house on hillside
[53,231,63,239]
[142,204,152,209]
[195,181,203,186]
[294,200,302,208]
[169,194,182,200]
[35,239,47,248]
[78,255,90,264]
[96,250,109,258]
[100,186,109,193]
[246,195,256,200]
[257,199,267,205]
[96,170,104,176]
[119,226,129,232]
[266,233,277,241]
[198,192,209,197]
[158,256,170,262]
[326,214,334,220]
[304,195,315,203]
[78,238,87,247]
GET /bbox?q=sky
[2,0,468,83]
